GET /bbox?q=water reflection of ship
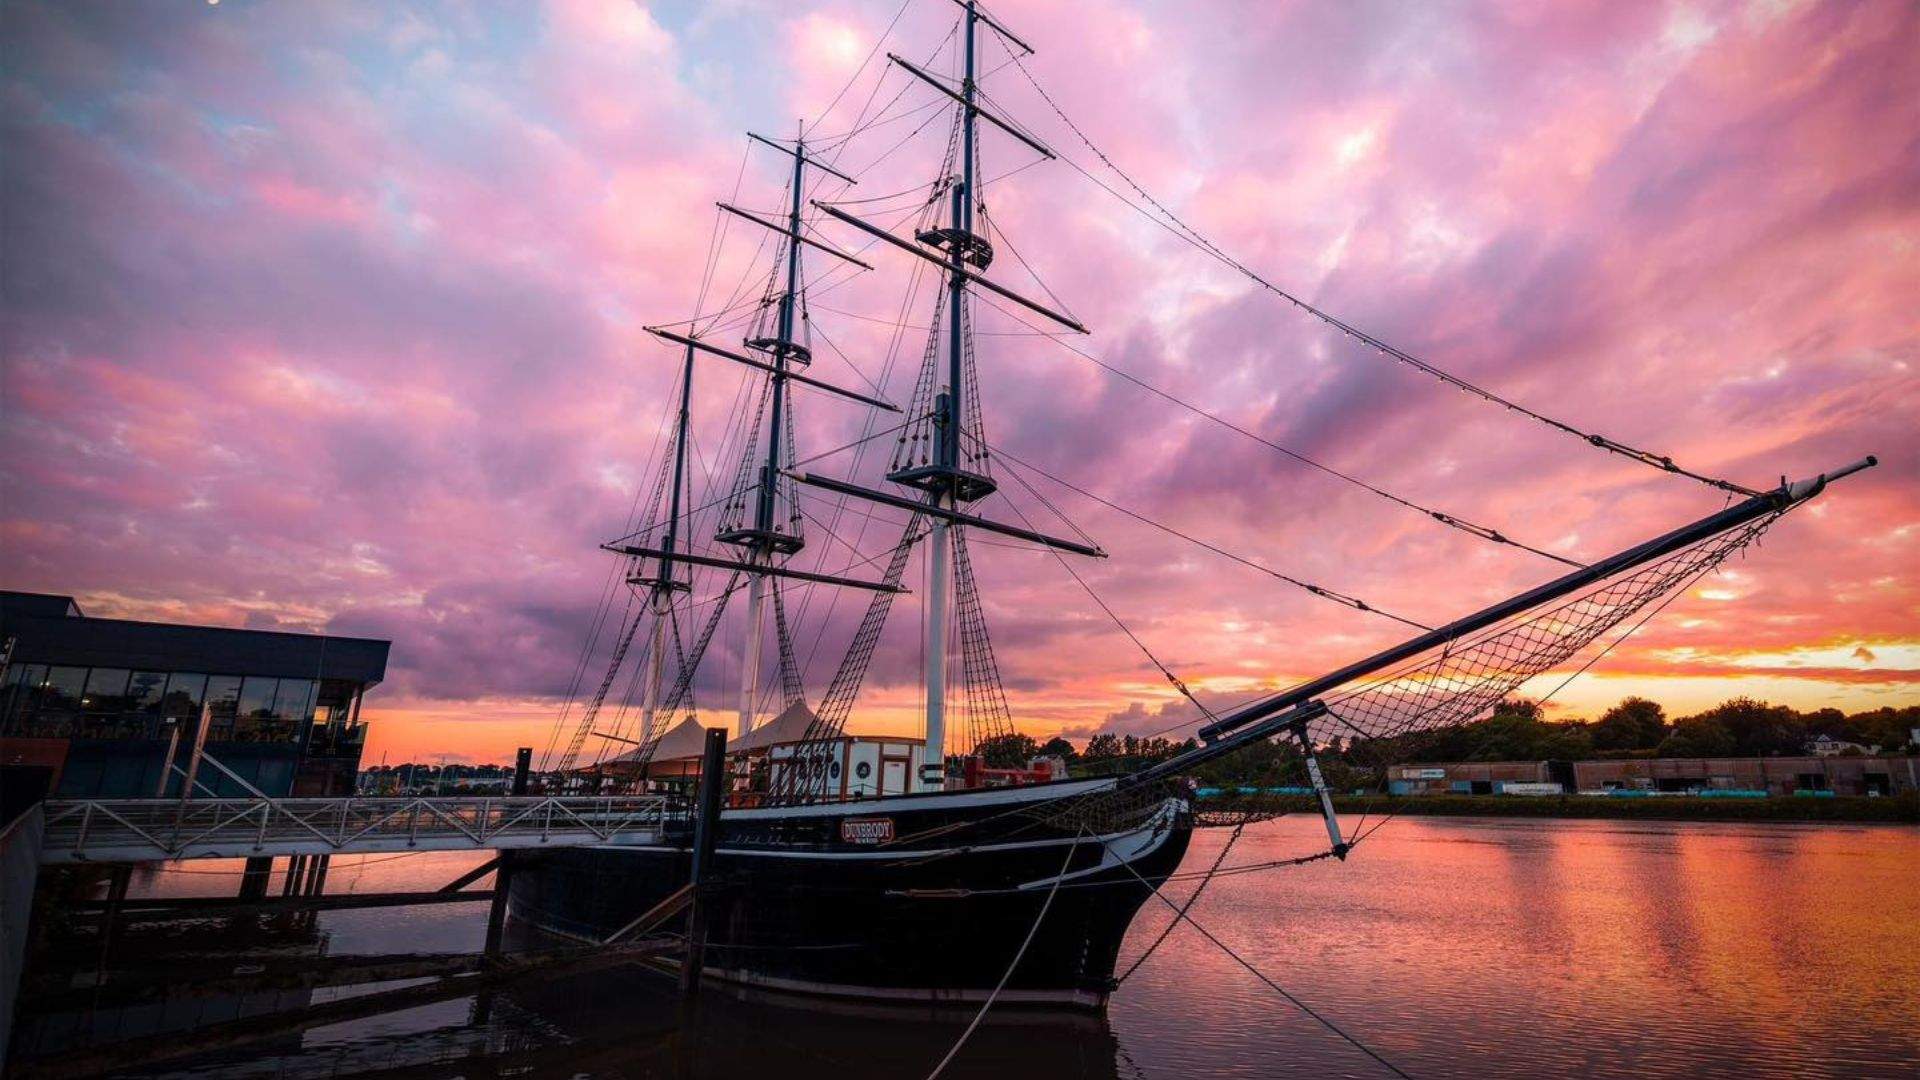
[485,956,1124,1080]
[12,897,329,1065]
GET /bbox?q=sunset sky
[2,0,1914,764]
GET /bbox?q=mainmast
[803,0,1095,791]
[883,2,993,790]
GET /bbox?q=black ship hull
[508,779,1193,1009]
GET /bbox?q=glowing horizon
[2,0,1914,765]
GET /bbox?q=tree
[1682,698,1803,756]
[976,733,1040,768]
[1038,736,1079,763]
[1845,705,1920,752]
[1659,716,1736,757]
[1082,734,1122,762]
[1593,697,1667,751]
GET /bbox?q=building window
[39,666,88,715]
[316,679,358,723]
[274,679,316,723]
[238,677,278,720]
[234,676,297,742]
[0,664,47,728]
[81,668,133,713]
[161,673,208,722]
[128,671,169,714]
[204,675,242,740]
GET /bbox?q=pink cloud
[2,1,1914,763]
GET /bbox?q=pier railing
[38,795,680,864]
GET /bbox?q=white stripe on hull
[718,777,1120,821]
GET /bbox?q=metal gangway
[37,794,680,864]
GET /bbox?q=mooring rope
[922,829,1083,1080]
[1116,853,1416,1079]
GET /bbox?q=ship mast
[626,343,696,741]
[800,0,1097,791]
[718,125,814,736]
[922,1,978,791]
[635,128,890,741]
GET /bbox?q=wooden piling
[237,856,272,901]
[482,747,532,959]
[92,865,131,987]
[679,728,727,1001]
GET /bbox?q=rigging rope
[552,607,647,772]
[994,445,1434,630]
[951,526,1018,752]
[1115,854,1417,1080]
[769,518,924,803]
[1005,51,1756,500]
[970,291,1581,567]
[1115,820,1246,984]
[921,830,1082,1080]
[772,579,805,709]
[989,468,1220,726]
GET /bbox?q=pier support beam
[237,856,273,901]
[92,864,131,987]
[483,748,532,960]
[475,748,532,1026]
[679,728,727,1002]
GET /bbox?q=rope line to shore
[922,829,1082,1080]
[1116,850,1416,1079]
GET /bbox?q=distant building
[1387,756,1920,798]
[1573,756,1914,797]
[0,591,388,805]
[1387,761,1567,796]
[1804,734,1873,757]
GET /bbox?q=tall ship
[507,0,1873,1009]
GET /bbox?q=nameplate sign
[840,817,895,845]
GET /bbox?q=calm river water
[19,816,1919,1079]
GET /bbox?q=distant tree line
[362,762,519,778]
[365,698,1917,787]
[1007,698,1920,791]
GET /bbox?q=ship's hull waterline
[507,779,1194,1009]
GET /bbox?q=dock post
[679,728,727,1001]
[94,865,131,986]
[238,856,273,901]
[482,747,532,959]
[475,748,532,1027]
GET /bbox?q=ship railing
[37,794,682,864]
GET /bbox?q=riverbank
[1201,792,1920,823]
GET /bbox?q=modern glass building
[0,592,389,804]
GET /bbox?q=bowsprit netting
[1048,506,1790,836]
[1311,511,1783,746]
